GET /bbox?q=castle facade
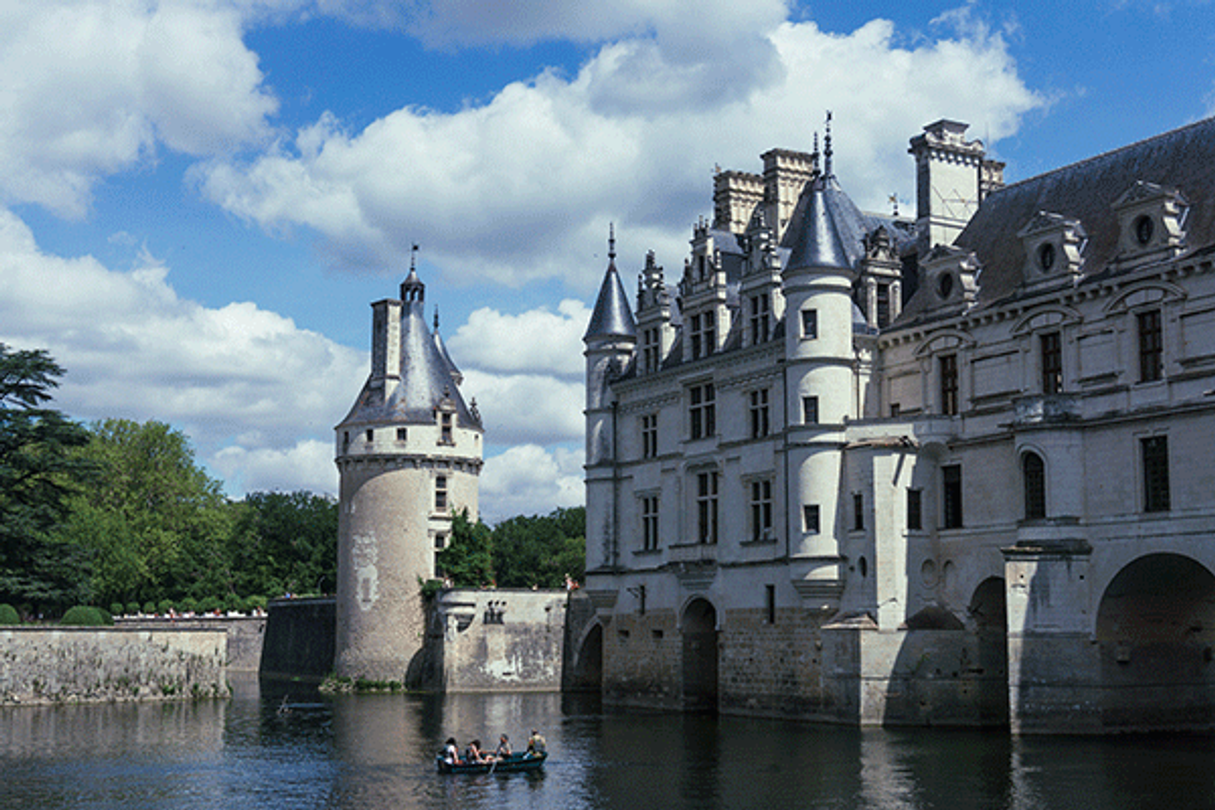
[581,118,1215,733]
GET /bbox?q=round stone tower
[334,263,483,682]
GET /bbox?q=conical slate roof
[339,297,481,430]
[783,172,867,272]
[432,310,463,385]
[584,257,636,342]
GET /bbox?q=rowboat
[435,750,547,774]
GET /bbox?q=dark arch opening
[969,577,1009,725]
[681,598,718,713]
[571,623,604,693]
[1096,553,1215,731]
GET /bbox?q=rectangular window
[641,495,660,550]
[749,388,770,439]
[750,479,773,541]
[1142,435,1170,512]
[1041,331,1062,394]
[396,427,408,441]
[890,403,901,418]
[801,309,818,339]
[1138,309,1163,382]
[803,395,819,425]
[689,382,716,440]
[803,504,820,534]
[434,532,446,550]
[765,584,776,624]
[690,312,716,359]
[876,283,891,328]
[642,327,660,373]
[434,475,448,511]
[696,471,719,544]
[940,353,959,415]
[852,492,864,531]
[750,294,770,344]
[365,429,374,442]
[640,413,658,458]
[942,464,963,529]
[907,488,922,531]
[440,412,453,444]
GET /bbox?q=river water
[2,674,1214,809]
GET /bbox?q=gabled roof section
[584,229,637,342]
[954,116,1215,304]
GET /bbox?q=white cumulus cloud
[480,444,585,524]
[0,208,363,497]
[196,7,1043,290]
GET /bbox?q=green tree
[53,419,235,607]
[435,510,494,587]
[491,507,585,589]
[0,345,94,609]
[231,491,338,598]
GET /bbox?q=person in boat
[526,729,546,755]
[443,737,462,766]
[465,739,491,764]
[494,734,512,759]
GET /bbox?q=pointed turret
[432,308,464,386]
[584,226,637,578]
[584,226,636,342]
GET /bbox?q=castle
[333,260,484,682]
[580,117,1215,733]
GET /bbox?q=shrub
[142,601,157,615]
[201,595,221,613]
[0,604,20,625]
[245,595,268,612]
[60,606,112,626]
[110,602,125,617]
[157,599,174,615]
[126,601,140,615]
[223,593,240,612]
[97,606,113,624]
[180,597,199,614]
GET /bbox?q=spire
[584,224,636,342]
[401,243,424,303]
[823,110,834,178]
[432,305,463,386]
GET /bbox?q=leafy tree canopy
[436,509,494,587]
[0,345,94,608]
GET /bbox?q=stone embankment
[0,626,229,705]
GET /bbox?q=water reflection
[3,676,1215,809]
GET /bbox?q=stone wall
[259,597,336,681]
[422,589,567,692]
[117,616,267,671]
[0,627,229,705]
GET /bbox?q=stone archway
[681,598,718,713]
[969,576,1009,725]
[569,623,604,692]
[1096,553,1215,731]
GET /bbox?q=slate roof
[585,259,637,341]
[339,298,481,429]
[955,116,1215,306]
[783,172,916,271]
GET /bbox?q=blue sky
[2,0,1213,522]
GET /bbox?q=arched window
[1023,452,1046,520]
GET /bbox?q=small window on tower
[397,427,408,441]
[435,476,448,511]
[440,412,454,444]
[365,429,374,442]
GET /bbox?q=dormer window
[1037,242,1055,271]
[937,273,954,299]
[441,413,453,444]
[1112,181,1188,269]
[1135,214,1154,245]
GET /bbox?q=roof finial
[812,132,820,174]
[823,111,833,177]
[411,243,419,271]
[609,223,616,262]
[433,306,440,332]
